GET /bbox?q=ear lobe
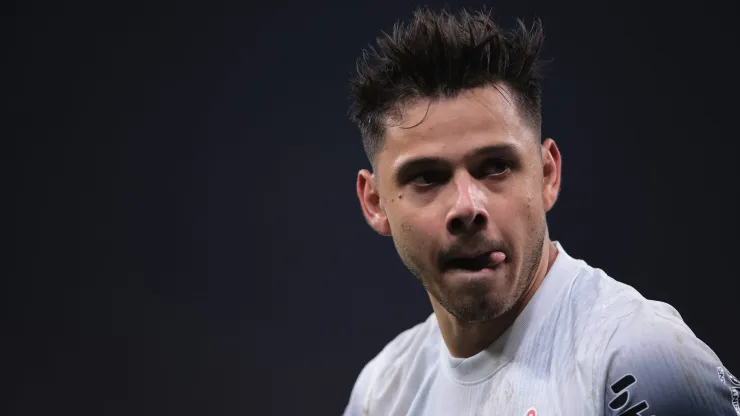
[357,169,392,236]
[541,138,562,212]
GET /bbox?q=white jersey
[343,242,738,416]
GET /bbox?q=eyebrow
[392,142,521,183]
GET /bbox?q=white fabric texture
[343,242,738,416]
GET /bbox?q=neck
[431,239,559,358]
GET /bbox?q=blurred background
[6,0,739,414]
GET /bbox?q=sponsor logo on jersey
[608,374,653,416]
[717,366,740,415]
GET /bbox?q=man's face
[358,85,561,323]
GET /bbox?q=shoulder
[594,294,738,415]
[555,258,738,414]
[554,260,653,346]
[343,314,440,416]
[561,257,694,348]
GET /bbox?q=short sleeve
[600,309,738,415]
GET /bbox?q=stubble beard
[402,222,546,324]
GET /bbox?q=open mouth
[445,252,494,271]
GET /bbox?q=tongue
[490,251,506,264]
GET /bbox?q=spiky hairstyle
[349,8,546,166]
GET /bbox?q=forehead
[379,86,535,169]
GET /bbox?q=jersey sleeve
[599,307,738,415]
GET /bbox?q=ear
[357,169,392,236]
[541,138,562,212]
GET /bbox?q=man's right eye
[410,171,447,187]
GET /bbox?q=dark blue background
[7,0,739,414]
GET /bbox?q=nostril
[448,214,486,234]
[449,218,464,232]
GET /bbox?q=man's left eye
[482,160,510,176]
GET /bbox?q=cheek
[526,192,536,214]
[521,191,540,226]
[394,212,439,257]
[398,214,437,243]
[490,188,539,236]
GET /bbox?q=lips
[444,251,498,271]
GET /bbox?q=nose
[445,174,488,235]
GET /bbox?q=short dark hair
[348,7,546,167]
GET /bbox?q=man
[343,7,738,416]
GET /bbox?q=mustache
[438,237,511,268]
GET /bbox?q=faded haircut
[348,7,547,166]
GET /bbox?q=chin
[439,284,518,323]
